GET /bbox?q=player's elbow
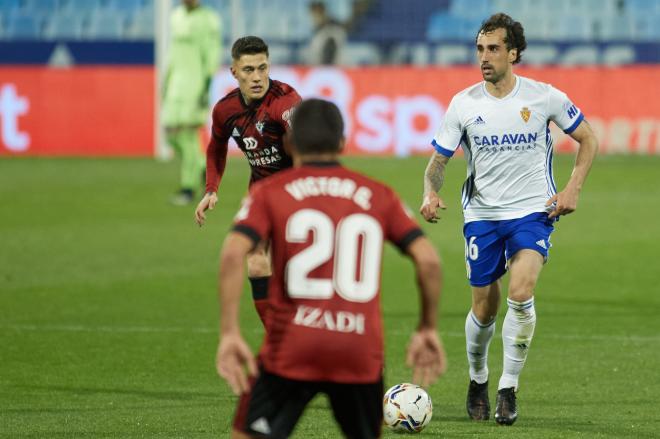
[417,254,442,283]
[583,130,599,156]
[219,247,244,276]
[219,235,251,275]
[591,135,600,156]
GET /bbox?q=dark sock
[249,276,269,300]
[249,276,270,324]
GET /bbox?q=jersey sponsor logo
[472,132,537,147]
[293,304,365,334]
[536,239,547,249]
[285,176,372,210]
[474,115,486,125]
[250,417,271,435]
[242,136,258,150]
[255,120,264,135]
[520,107,531,123]
[245,145,282,167]
[231,127,240,137]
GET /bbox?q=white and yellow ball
[383,383,433,433]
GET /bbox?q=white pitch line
[0,324,215,334]
[1,324,659,342]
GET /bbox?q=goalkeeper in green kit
[162,0,221,205]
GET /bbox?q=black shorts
[233,369,383,439]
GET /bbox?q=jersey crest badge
[255,120,265,135]
[520,107,531,123]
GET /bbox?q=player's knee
[471,284,499,323]
[472,305,497,324]
[472,296,498,323]
[508,279,535,302]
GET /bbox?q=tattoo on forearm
[423,154,447,196]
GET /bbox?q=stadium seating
[5,11,40,39]
[0,0,656,47]
[61,0,102,15]
[426,13,464,42]
[125,4,152,40]
[85,10,125,39]
[42,11,84,39]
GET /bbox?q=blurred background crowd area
[1,0,660,66]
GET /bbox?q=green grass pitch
[1,154,659,438]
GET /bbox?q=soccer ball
[383,383,433,433]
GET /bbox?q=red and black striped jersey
[205,79,301,193]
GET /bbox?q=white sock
[465,310,495,384]
[499,297,536,391]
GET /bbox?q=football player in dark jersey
[195,36,301,322]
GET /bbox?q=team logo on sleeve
[282,107,295,128]
[401,201,414,218]
[234,195,253,221]
[566,104,578,119]
[520,107,531,123]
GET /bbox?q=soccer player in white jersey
[419,13,598,426]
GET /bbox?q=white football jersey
[432,75,584,222]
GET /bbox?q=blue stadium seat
[109,0,144,13]
[427,12,464,42]
[597,15,634,41]
[342,42,382,66]
[6,12,40,38]
[125,6,152,39]
[24,0,61,11]
[207,0,231,16]
[519,16,548,40]
[492,0,530,16]
[60,0,101,14]
[625,0,660,14]
[570,0,619,18]
[85,11,124,39]
[631,12,660,41]
[460,17,483,40]
[549,15,593,41]
[0,0,20,12]
[43,11,83,39]
[449,0,493,19]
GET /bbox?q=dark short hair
[231,36,269,60]
[291,99,344,154]
[477,13,527,64]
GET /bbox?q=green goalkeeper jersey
[162,4,221,127]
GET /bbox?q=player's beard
[482,67,505,84]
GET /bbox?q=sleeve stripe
[396,228,425,253]
[431,139,455,157]
[563,112,584,134]
[232,224,261,248]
